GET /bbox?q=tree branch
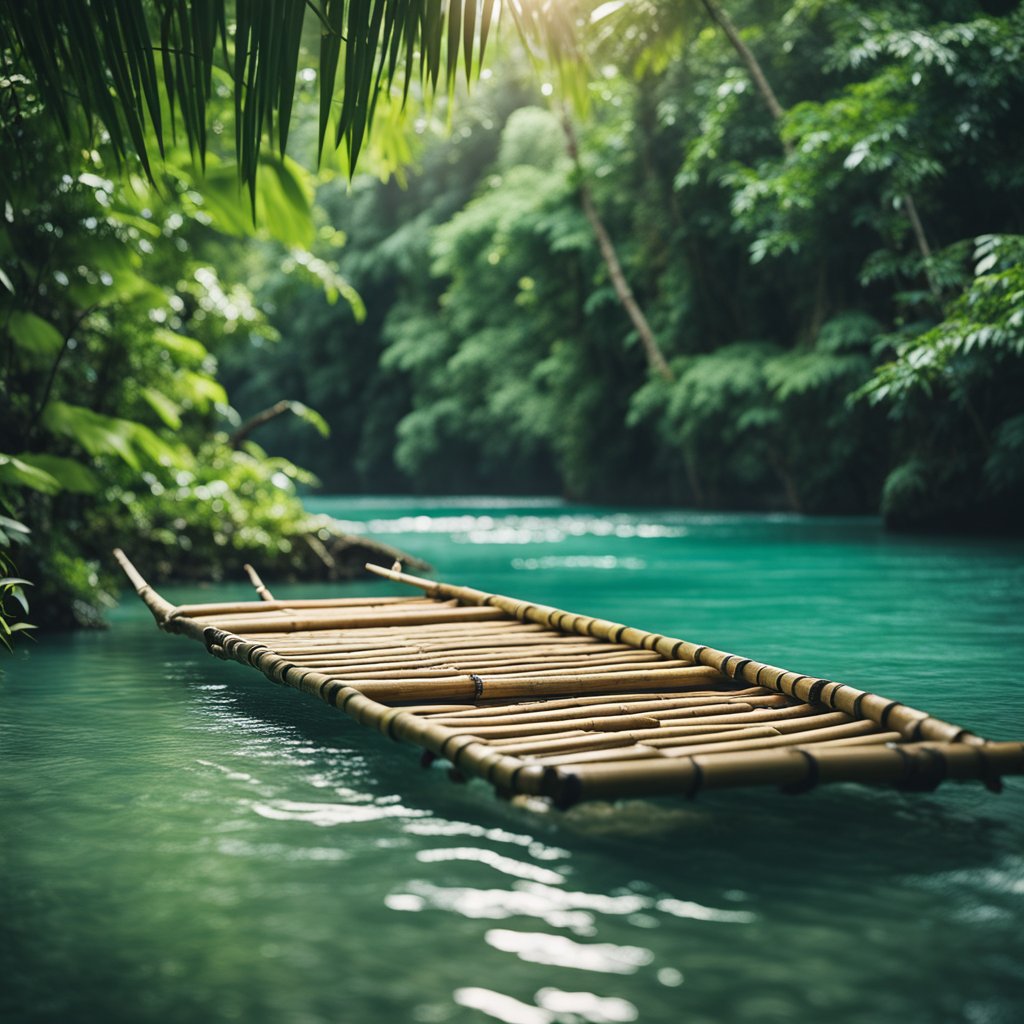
[561,112,674,382]
[229,400,299,449]
[700,0,793,156]
[901,191,942,300]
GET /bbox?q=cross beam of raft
[113,550,1024,806]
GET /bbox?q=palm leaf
[2,0,581,198]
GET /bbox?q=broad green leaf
[0,515,30,537]
[127,422,186,466]
[189,151,315,247]
[0,454,63,494]
[289,402,331,438]
[0,514,30,548]
[6,584,30,615]
[6,311,64,363]
[180,371,228,410]
[15,454,101,494]
[153,327,208,362]
[40,401,141,470]
[259,156,315,249]
[191,171,257,238]
[142,387,183,429]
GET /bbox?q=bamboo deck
[114,550,1024,806]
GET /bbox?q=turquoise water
[3,497,1023,1024]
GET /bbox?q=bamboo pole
[424,688,754,718]
[243,563,275,602]
[279,648,670,674]
[328,660,702,683]
[546,745,666,766]
[176,597,426,616]
[541,729,906,769]
[539,742,1024,806]
[427,691,770,728]
[655,718,882,758]
[349,665,726,703]
[264,625,556,650]
[445,712,666,741]
[241,619,540,641]
[113,549,178,623]
[461,700,774,742]
[471,659,696,679]
[207,604,510,634]
[488,705,823,757]
[547,729,781,767]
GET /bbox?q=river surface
[3,497,1023,1024]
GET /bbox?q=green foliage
[105,436,322,579]
[627,331,875,511]
[0,1,581,203]
[220,2,1021,528]
[4,0,1022,641]
[0,81,341,626]
[0,514,33,650]
[861,237,1024,406]
[859,235,1024,527]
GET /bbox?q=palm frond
[1,1,582,200]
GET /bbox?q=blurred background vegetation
[2,0,1023,633]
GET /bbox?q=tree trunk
[901,191,942,300]
[700,0,793,156]
[561,112,674,382]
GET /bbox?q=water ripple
[484,929,654,974]
[655,897,756,924]
[415,847,565,885]
[385,881,596,934]
[403,818,569,862]
[385,878,754,934]
[454,986,638,1024]
[332,513,687,544]
[250,799,429,827]
[513,556,647,571]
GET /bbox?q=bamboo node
[889,744,947,792]
[780,749,820,795]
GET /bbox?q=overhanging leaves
[2,1,581,204]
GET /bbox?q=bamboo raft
[114,550,1024,806]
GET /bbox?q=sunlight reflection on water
[402,818,568,861]
[331,513,688,544]
[484,929,654,974]
[384,876,755,937]
[454,985,639,1024]
[250,799,430,827]
[415,847,565,885]
[512,556,647,571]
